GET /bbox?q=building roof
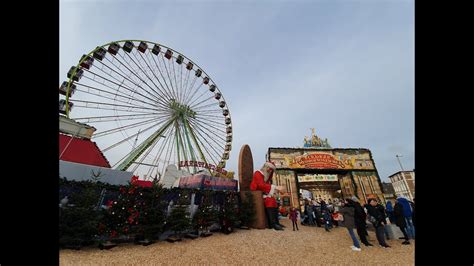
[59,133,111,168]
[388,171,415,178]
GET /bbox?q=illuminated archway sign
[179,160,228,175]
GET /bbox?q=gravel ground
[60,218,414,265]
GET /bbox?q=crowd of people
[250,161,415,253]
[289,196,415,252]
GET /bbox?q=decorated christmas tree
[219,191,239,234]
[166,190,192,239]
[99,182,139,242]
[239,191,256,228]
[133,181,167,243]
[192,190,218,236]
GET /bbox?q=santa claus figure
[250,161,285,230]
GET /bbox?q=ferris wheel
[59,40,232,179]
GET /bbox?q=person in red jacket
[250,161,285,230]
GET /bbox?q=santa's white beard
[262,171,273,183]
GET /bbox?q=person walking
[366,198,390,248]
[394,199,411,245]
[396,196,415,239]
[322,209,331,232]
[289,207,299,231]
[351,196,373,247]
[339,199,361,251]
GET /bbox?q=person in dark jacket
[304,201,315,226]
[351,196,373,247]
[394,199,410,245]
[322,209,331,232]
[340,199,361,251]
[366,198,390,248]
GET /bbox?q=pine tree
[239,191,256,228]
[192,190,218,236]
[219,191,239,234]
[99,182,139,241]
[134,182,167,242]
[166,190,192,239]
[59,179,103,249]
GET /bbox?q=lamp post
[396,154,405,171]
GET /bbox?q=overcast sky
[60,0,414,182]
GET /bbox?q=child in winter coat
[289,207,299,231]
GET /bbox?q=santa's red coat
[250,170,277,208]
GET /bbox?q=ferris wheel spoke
[193,102,221,112]
[74,85,164,113]
[181,117,198,163]
[189,122,226,146]
[74,112,162,121]
[115,52,169,106]
[141,124,173,176]
[74,104,166,114]
[102,55,172,104]
[195,110,225,116]
[187,120,223,164]
[81,68,169,111]
[72,99,164,113]
[147,126,174,178]
[159,53,180,101]
[183,118,209,164]
[192,116,227,134]
[167,55,181,103]
[128,50,172,103]
[182,74,197,107]
[116,116,176,171]
[83,61,164,107]
[170,55,184,103]
[195,113,227,119]
[93,116,167,138]
[147,52,177,102]
[188,119,225,156]
[170,58,181,103]
[76,112,166,124]
[192,119,227,138]
[156,125,177,176]
[195,111,225,117]
[74,80,162,111]
[102,120,162,152]
[131,127,165,173]
[162,124,177,174]
[133,50,174,102]
[186,121,219,166]
[189,118,227,146]
[110,123,169,170]
[184,81,204,107]
[192,94,222,110]
[178,123,192,173]
[179,64,185,105]
[186,127,221,165]
[188,93,214,110]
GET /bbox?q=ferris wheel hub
[169,99,196,119]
